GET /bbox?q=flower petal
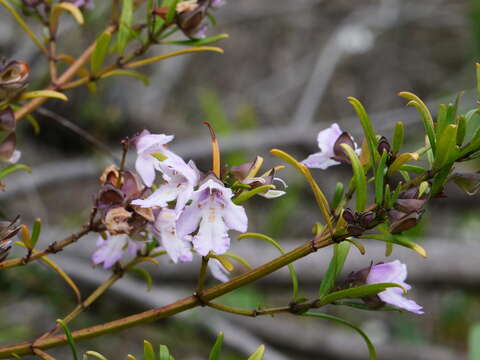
[193,209,230,255]
[135,155,157,187]
[302,152,340,170]
[209,259,230,282]
[222,202,248,233]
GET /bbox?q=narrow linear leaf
[238,233,299,300]
[387,152,419,176]
[469,323,480,360]
[57,319,79,360]
[117,0,134,54]
[0,164,32,180]
[247,345,265,360]
[375,150,388,205]
[164,33,229,47]
[457,115,467,146]
[433,124,458,170]
[50,3,84,33]
[159,345,170,360]
[341,144,367,211]
[143,340,155,360]
[270,148,333,234]
[319,282,406,306]
[84,351,108,360]
[19,90,68,102]
[362,234,427,258]
[208,332,224,360]
[303,312,377,360]
[392,121,404,155]
[222,252,252,269]
[100,70,150,85]
[91,31,112,74]
[347,97,378,166]
[209,254,234,272]
[318,241,350,298]
[233,185,274,204]
[398,92,436,154]
[130,267,153,291]
[30,218,41,248]
[331,182,344,210]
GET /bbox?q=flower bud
[389,211,421,234]
[0,132,21,164]
[377,136,391,155]
[176,0,210,38]
[0,217,21,262]
[332,131,356,164]
[0,60,29,101]
[0,107,16,132]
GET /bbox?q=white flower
[209,259,229,282]
[92,233,140,269]
[302,123,360,170]
[151,209,193,263]
[177,178,248,256]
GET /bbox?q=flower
[302,123,360,170]
[209,258,229,282]
[177,177,248,256]
[132,159,199,213]
[151,209,193,263]
[243,174,287,199]
[366,260,423,314]
[92,233,141,269]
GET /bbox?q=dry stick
[14,25,116,122]
[0,220,99,270]
[0,235,332,358]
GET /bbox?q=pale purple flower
[177,178,248,256]
[134,130,189,188]
[210,0,225,9]
[302,123,360,170]
[132,159,199,213]
[366,260,423,314]
[151,209,193,263]
[92,233,140,269]
[209,259,229,282]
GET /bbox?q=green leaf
[85,351,108,360]
[435,103,448,139]
[247,345,265,360]
[457,115,467,146]
[100,70,150,85]
[347,97,378,166]
[318,241,350,298]
[91,31,112,74]
[387,152,419,176]
[238,233,299,300]
[57,319,79,360]
[26,113,40,134]
[319,283,405,306]
[221,252,252,269]
[431,165,453,196]
[19,90,68,101]
[130,267,153,291]
[392,121,404,155]
[398,164,426,174]
[374,150,388,205]
[233,185,274,204]
[158,345,170,360]
[208,332,224,360]
[460,127,480,158]
[143,340,155,360]
[0,164,32,180]
[162,0,179,24]
[362,234,427,258]
[433,124,458,170]
[303,312,377,360]
[164,33,229,47]
[117,0,133,54]
[209,254,234,272]
[469,323,480,360]
[331,182,344,210]
[398,92,436,154]
[341,144,367,211]
[30,218,41,248]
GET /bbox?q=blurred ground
[1,0,480,359]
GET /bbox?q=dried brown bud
[0,132,20,163]
[99,165,120,185]
[104,206,132,234]
[176,0,210,38]
[96,184,125,209]
[389,211,422,234]
[0,60,29,101]
[0,107,15,132]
